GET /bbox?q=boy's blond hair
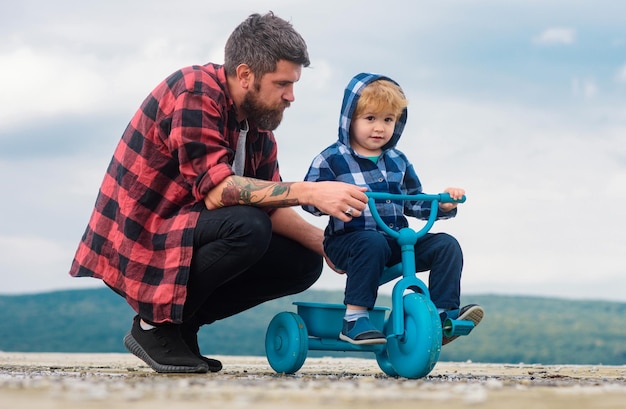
[353,79,408,119]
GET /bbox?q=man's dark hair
[224,11,310,77]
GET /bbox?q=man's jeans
[183,206,322,326]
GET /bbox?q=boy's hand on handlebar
[309,182,368,222]
[439,187,465,212]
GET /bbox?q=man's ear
[236,64,254,89]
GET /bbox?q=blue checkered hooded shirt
[303,72,456,237]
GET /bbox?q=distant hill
[1,288,624,365]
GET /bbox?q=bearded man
[69,12,368,374]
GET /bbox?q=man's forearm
[271,207,324,255]
[203,176,323,254]
[204,176,369,225]
[204,176,312,210]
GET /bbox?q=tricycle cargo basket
[294,302,389,339]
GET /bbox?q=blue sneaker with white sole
[339,317,387,345]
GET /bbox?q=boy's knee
[426,233,463,264]
[353,231,391,257]
[438,233,461,250]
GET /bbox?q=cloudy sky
[1,0,625,303]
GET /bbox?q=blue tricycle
[265,192,475,379]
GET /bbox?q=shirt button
[389,224,394,228]
[378,178,383,182]
[386,199,391,204]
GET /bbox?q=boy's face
[350,110,396,156]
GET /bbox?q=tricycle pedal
[442,318,475,337]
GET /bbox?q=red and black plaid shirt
[69,63,281,323]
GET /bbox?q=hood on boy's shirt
[338,72,408,152]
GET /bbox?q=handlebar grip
[439,193,466,203]
[365,191,466,203]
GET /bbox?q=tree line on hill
[1,288,624,365]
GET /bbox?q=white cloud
[0,235,103,295]
[0,47,107,130]
[0,41,218,132]
[604,170,626,200]
[571,77,598,98]
[616,64,626,83]
[533,27,576,45]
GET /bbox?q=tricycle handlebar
[364,191,466,240]
[365,191,466,204]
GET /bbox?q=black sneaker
[339,317,387,345]
[123,315,209,373]
[180,322,223,373]
[441,304,484,346]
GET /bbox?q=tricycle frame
[265,192,474,378]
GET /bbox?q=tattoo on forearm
[271,184,290,196]
[220,177,300,207]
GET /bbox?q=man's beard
[240,84,289,131]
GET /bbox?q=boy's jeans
[325,230,462,310]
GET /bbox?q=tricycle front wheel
[385,292,442,379]
[375,346,399,377]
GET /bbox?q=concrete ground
[1,353,625,409]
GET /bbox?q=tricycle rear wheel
[265,312,308,374]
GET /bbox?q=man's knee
[304,251,323,283]
[227,207,272,238]
[287,246,323,293]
